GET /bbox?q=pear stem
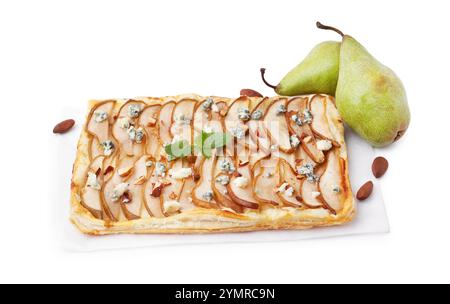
[316,21,345,37]
[260,68,277,90]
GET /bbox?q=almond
[356,181,373,201]
[193,173,201,182]
[122,192,132,204]
[147,118,157,127]
[53,119,75,134]
[372,157,389,178]
[118,166,133,179]
[150,182,169,198]
[240,89,263,98]
[95,167,102,177]
[239,160,249,167]
[104,166,115,176]
[134,175,146,185]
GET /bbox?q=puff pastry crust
[70,94,355,235]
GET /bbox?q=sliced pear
[178,177,197,212]
[143,163,165,218]
[89,137,103,161]
[319,149,344,214]
[212,156,244,213]
[81,156,105,219]
[286,97,325,163]
[139,105,162,159]
[101,156,136,221]
[309,95,339,146]
[276,159,302,207]
[263,98,293,153]
[157,101,176,146]
[192,156,219,209]
[160,159,186,216]
[224,97,250,157]
[112,100,146,156]
[227,164,259,210]
[86,100,115,144]
[253,157,282,206]
[119,155,152,220]
[248,98,272,167]
[171,99,196,145]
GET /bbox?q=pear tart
[70,94,355,235]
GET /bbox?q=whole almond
[356,181,374,201]
[240,89,263,98]
[53,119,75,134]
[372,157,389,178]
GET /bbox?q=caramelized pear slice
[81,156,105,219]
[119,155,152,220]
[86,100,115,144]
[248,98,272,167]
[139,105,162,159]
[157,101,176,146]
[102,156,135,221]
[309,95,339,145]
[160,159,185,216]
[89,137,103,161]
[263,98,293,153]
[227,165,259,210]
[253,158,282,206]
[319,149,344,214]
[178,178,197,212]
[212,156,244,213]
[192,156,218,209]
[112,100,146,156]
[143,163,165,218]
[276,159,302,207]
[286,97,325,163]
[171,99,196,145]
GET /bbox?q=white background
[0,0,449,283]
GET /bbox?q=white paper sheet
[53,107,389,252]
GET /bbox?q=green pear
[317,22,410,147]
[261,41,340,96]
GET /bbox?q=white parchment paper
[53,107,389,252]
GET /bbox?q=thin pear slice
[192,156,219,209]
[112,100,146,156]
[157,101,176,146]
[309,95,339,145]
[178,178,197,212]
[102,156,135,221]
[224,96,250,158]
[248,98,272,167]
[263,98,293,154]
[81,156,105,219]
[160,159,186,216]
[86,100,115,144]
[227,164,259,210]
[143,163,165,218]
[212,156,244,213]
[171,99,196,145]
[119,155,152,220]
[319,149,345,214]
[139,105,162,159]
[286,97,325,163]
[89,137,103,161]
[276,159,302,207]
[253,158,282,206]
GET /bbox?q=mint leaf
[165,140,192,161]
[194,131,231,158]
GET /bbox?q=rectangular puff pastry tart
[70,94,355,235]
